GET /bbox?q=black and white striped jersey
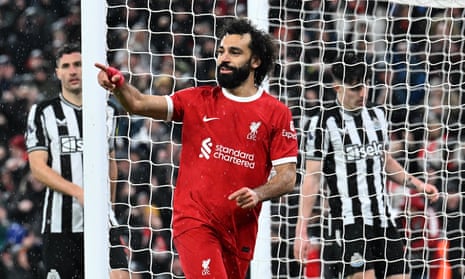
[305,100,396,229]
[26,94,116,234]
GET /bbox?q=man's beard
[217,61,251,89]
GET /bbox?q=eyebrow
[218,45,243,51]
[344,84,365,90]
[59,60,81,67]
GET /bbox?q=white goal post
[81,0,109,278]
[81,0,465,278]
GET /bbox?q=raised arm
[293,159,321,262]
[95,63,169,120]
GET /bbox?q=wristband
[106,66,125,88]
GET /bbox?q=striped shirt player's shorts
[332,223,409,278]
[43,228,128,279]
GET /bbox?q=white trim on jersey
[164,95,173,121]
[222,87,264,102]
[272,156,297,166]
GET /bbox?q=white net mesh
[105,1,465,278]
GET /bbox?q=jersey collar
[60,93,82,110]
[221,87,263,103]
[336,98,362,116]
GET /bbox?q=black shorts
[336,224,409,278]
[109,226,129,269]
[321,238,343,279]
[43,229,128,278]
[43,233,84,279]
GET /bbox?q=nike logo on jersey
[203,116,220,122]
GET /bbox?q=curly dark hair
[218,18,277,86]
[331,51,371,86]
[56,43,81,66]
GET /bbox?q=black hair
[56,43,81,66]
[331,51,371,86]
[218,18,277,86]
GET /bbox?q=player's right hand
[293,224,309,262]
[228,187,259,209]
[293,236,310,262]
[95,63,125,90]
[76,187,84,206]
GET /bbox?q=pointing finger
[94,63,107,71]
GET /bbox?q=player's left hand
[228,187,259,209]
[422,183,439,203]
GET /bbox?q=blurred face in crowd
[55,52,82,95]
[334,82,368,111]
[216,33,259,89]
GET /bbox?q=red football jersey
[168,86,297,259]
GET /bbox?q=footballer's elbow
[281,163,297,194]
[285,175,296,194]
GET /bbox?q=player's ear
[333,83,341,94]
[55,67,62,81]
[251,55,261,70]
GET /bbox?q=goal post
[81,0,109,278]
[81,0,465,278]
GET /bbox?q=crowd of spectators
[269,1,465,278]
[0,0,464,278]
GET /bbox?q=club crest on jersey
[373,119,382,131]
[246,121,261,141]
[201,258,211,276]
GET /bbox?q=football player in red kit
[96,18,297,279]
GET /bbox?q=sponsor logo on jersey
[203,115,220,122]
[199,138,213,159]
[281,120,297,140]
[282,129,297,140]
[60,136,83,153]
[199,137,255,169]
[344,141,383,161]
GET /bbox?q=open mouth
[219,66,233,74]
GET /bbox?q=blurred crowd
[0,0,464,278]
[270,1,465,279]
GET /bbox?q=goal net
[97,0,465,278]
